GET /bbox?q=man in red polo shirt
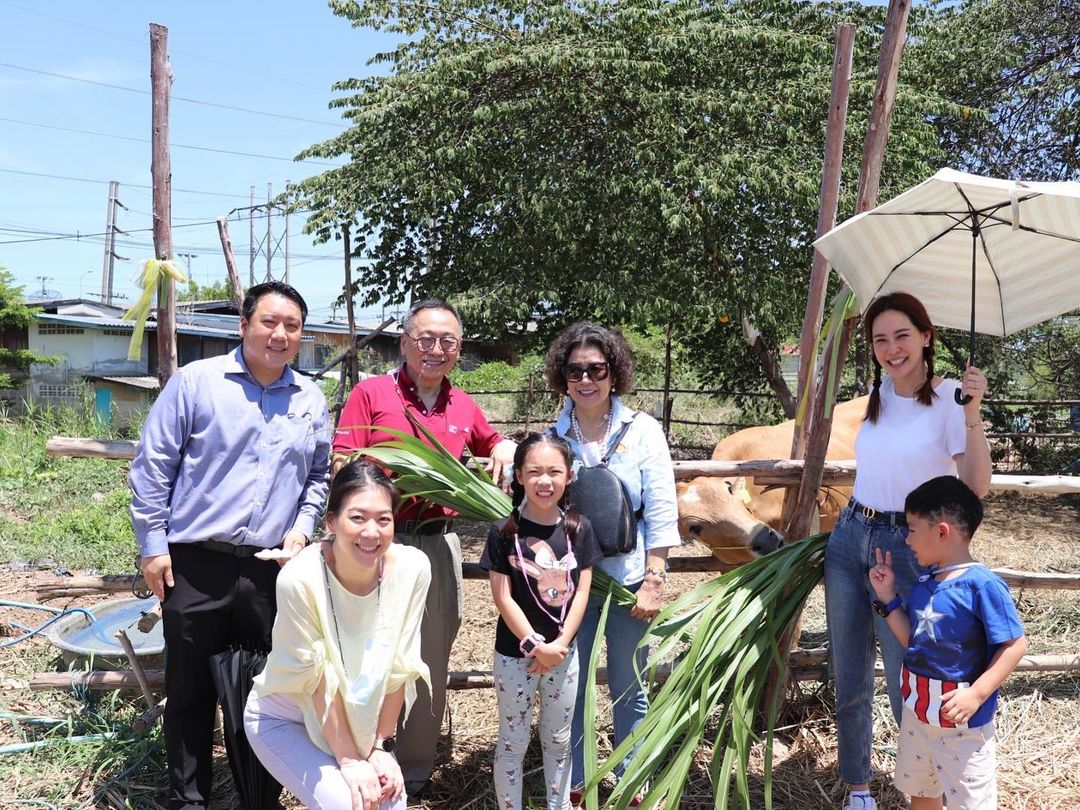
[333,298,515,796]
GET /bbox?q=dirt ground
[2,491,1078,809]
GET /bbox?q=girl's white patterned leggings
[493,643,579,810]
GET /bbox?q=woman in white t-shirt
[825,292,991,810]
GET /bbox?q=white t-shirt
[851,377,968,512]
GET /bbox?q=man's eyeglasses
[563,361,609,382]
[407,334,461,353]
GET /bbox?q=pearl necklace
[570,405,612,446]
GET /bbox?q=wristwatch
[519,633,544,656]
[373,735,396,754]
[871,595,903,618]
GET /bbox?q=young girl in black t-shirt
[479,432,603,810]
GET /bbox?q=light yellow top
[251,542,431,757]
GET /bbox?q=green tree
[295,0,951,390]
[913,0,1080,182]
[177,277,234,303]
[0,268,57,390]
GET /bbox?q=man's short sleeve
[333,382,374,456]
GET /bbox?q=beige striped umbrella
[814,168,1080,402]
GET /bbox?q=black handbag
[564,416,643,557]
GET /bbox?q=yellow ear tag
[740,488,753,505]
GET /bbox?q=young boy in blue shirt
[869,475,1027,810]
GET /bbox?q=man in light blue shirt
[129,281,330,810]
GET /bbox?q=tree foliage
[0,268,57,390]
[177,277,235,303]
[298,2,943,341]
[296,0,1076,396]
[914,0,1080,182]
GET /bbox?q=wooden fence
[31,438,1080,694]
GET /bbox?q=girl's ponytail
[917,344,936,406]
[864,359,883,423]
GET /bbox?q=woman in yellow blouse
[244,460,431,810]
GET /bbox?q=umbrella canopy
[814,168,1080,337]
[209,646,283,810]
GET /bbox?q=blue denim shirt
[129,347,331,558]
[553,396,680,585]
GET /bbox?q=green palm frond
[341,416,512,522]
[590,533,829,809]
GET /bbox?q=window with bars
[38,324,85,335]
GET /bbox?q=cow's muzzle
[750,525,784,556]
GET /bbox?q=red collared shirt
[333,365,503,520]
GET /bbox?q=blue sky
[0,1,400,322]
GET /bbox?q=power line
[0,61,347,128]
[0,0,331,91]
[0,167,251,199]
[0,115,339,166]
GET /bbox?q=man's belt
[398,519,452,536]
[189,539,264,557]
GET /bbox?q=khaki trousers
[394,531,463,786]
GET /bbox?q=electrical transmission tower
[243,182,291,286]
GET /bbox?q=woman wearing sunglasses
[543,322,680,807]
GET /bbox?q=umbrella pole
[955,223,978,405]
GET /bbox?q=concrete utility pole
[150,22,177,385]
[100,180,119,305]
[248,185,256,287]
[284,179,291,286]
[265,182,273,283]
[176,252,198,278]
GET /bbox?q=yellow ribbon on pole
[121,259,187,362]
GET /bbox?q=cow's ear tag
[740,488,753,505]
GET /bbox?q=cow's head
[676,476,784,564]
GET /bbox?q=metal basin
[46,597,164,671]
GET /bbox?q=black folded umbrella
[209,646,283,810]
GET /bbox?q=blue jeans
[570,585,649,789]
[824,506,923,786]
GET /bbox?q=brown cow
[677,396,868,564]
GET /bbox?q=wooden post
[662,313,674,435]
[216,216,245,313]
[786,0,911,548]
[780,23,856,534]
[150,23,176,386]
[341,222,358,390]
[769,0,911,721]
[524,369,534,433]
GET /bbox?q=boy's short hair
[904,475,984,540]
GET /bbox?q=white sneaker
[843,794,877,810]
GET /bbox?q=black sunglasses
[563,361,609,382]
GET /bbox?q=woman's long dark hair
[500,432,581,542]
[327,459,401,517]
[863,292,938,423]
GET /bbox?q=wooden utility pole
[342,222,358,389]
[216,216,246,313]
[785,0,912,547]
[150,23,177,386]
[780,23,856,535]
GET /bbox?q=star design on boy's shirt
[914,596,946,642]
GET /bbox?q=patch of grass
[0,403,135,572]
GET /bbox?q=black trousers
[162,544,279,810]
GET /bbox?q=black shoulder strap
[600,413,638,466]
